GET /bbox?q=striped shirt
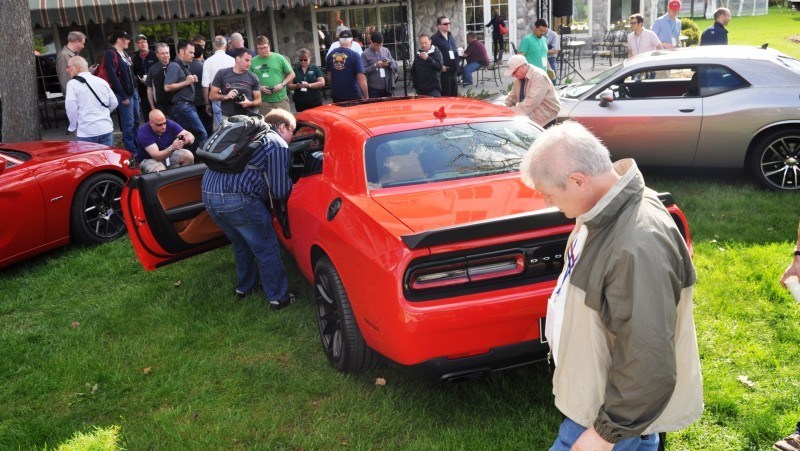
[201,131,292,201]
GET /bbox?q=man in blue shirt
[700,8,731,46]
[325,29,368,102]
[201,109,296,311]
[652,0,683,48]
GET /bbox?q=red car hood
[1,141,126,163]
[369,174,551,233]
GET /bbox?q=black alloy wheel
[750,130,800,191]
[313,256,376,373]
[70,173,127,244]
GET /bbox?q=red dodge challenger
[0,141,138,269]
[122,98,691,382]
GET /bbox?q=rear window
[365,119,541,189]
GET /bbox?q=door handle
[679,107,695,113]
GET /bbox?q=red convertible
[122,98,691,381]
[0,141,137,269]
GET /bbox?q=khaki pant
[258,97,291,115]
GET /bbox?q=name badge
[301,88,307,92]
[671,37,677,46]
[263,72,269,79]
[542,57,547,67]
[449,50,455,60]
[379,68,386,78]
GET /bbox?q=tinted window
[698,66,746,96]
[365,119,541,189]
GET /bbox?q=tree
[0,0,40,142]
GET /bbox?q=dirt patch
[789,34,800,44]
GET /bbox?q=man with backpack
[146,43,172,115]
[165,41,208,149]
[65,56,118,146]
[102,30,140,152]
[135,109,195,173]
[200,109,296,311]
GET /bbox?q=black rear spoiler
[401,192,676,250]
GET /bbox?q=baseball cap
[504,55,527,76]
[134,34,147,42]
[339,29,353,38]
[110,30,132,42]
[668,0,681,10]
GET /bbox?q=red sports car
[0,141,138,269]
[122,98,691,381]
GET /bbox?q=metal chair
[477,62,501,87]
[592,31,615,70]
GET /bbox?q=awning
[29,0,312,28]
[31,0,402,28]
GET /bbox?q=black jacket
[410,47,443,94]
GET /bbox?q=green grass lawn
[691,5,800,57]
[3,172,798,450]
[3,10,800,450]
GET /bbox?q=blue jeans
[212,101,223,128]
[462,61,481,85]
[171,102,208,146]
[77,132,114,147]
[202,192,289,302]
[116,91,140,152]
[550,418,659,451]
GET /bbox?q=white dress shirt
[65,71,118,138]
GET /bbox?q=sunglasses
[299,58,309,61]
[153,121,167,126]
[440,22,451,25]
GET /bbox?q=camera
[177,135,185,141]
[233,92,247,103]
[418,49,426,54]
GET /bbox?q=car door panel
[123,164,227,270]
[569,97,702,166]
[0,166,48,266]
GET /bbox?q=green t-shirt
[518,33,548,72]
[250,52,293,102]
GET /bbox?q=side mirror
[598,90,614,107]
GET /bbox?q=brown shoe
[774,433,800,451]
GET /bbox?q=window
[614,66,695,99]
[316,4,407,62]
[610,0,640,29]
[365,120,541,189]
[698,66,746,96]
[573,0,590,34]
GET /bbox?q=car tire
[313,256,376,373]
[70,173,127,244]
[749,130,800,191]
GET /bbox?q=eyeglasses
[440,22,451,25]
[153,121,167,126]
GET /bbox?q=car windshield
[365,119,541,189]
[559,63,622,99]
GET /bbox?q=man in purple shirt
[461,32,491,87]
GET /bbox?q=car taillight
[409,252,525,290]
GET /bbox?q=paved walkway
[40,53,614,142]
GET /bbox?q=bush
[681,17,700,46]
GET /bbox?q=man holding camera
[165,41,208,148]
[209,47,261,121]
[135,109,195,173]
[361,32,397,98]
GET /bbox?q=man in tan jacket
[503,55,560,127]
[519,122,703,450]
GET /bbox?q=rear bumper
[390,338,550,383]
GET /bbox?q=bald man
[135,109,195,173]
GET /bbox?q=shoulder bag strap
[73,75,110,108]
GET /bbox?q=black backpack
[197,115,270,173]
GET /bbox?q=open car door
[122,164,228,270]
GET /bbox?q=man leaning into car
[135,109,195,173]
[201,109,296,311]
[519,122,703,450]
[503,55,560,127]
